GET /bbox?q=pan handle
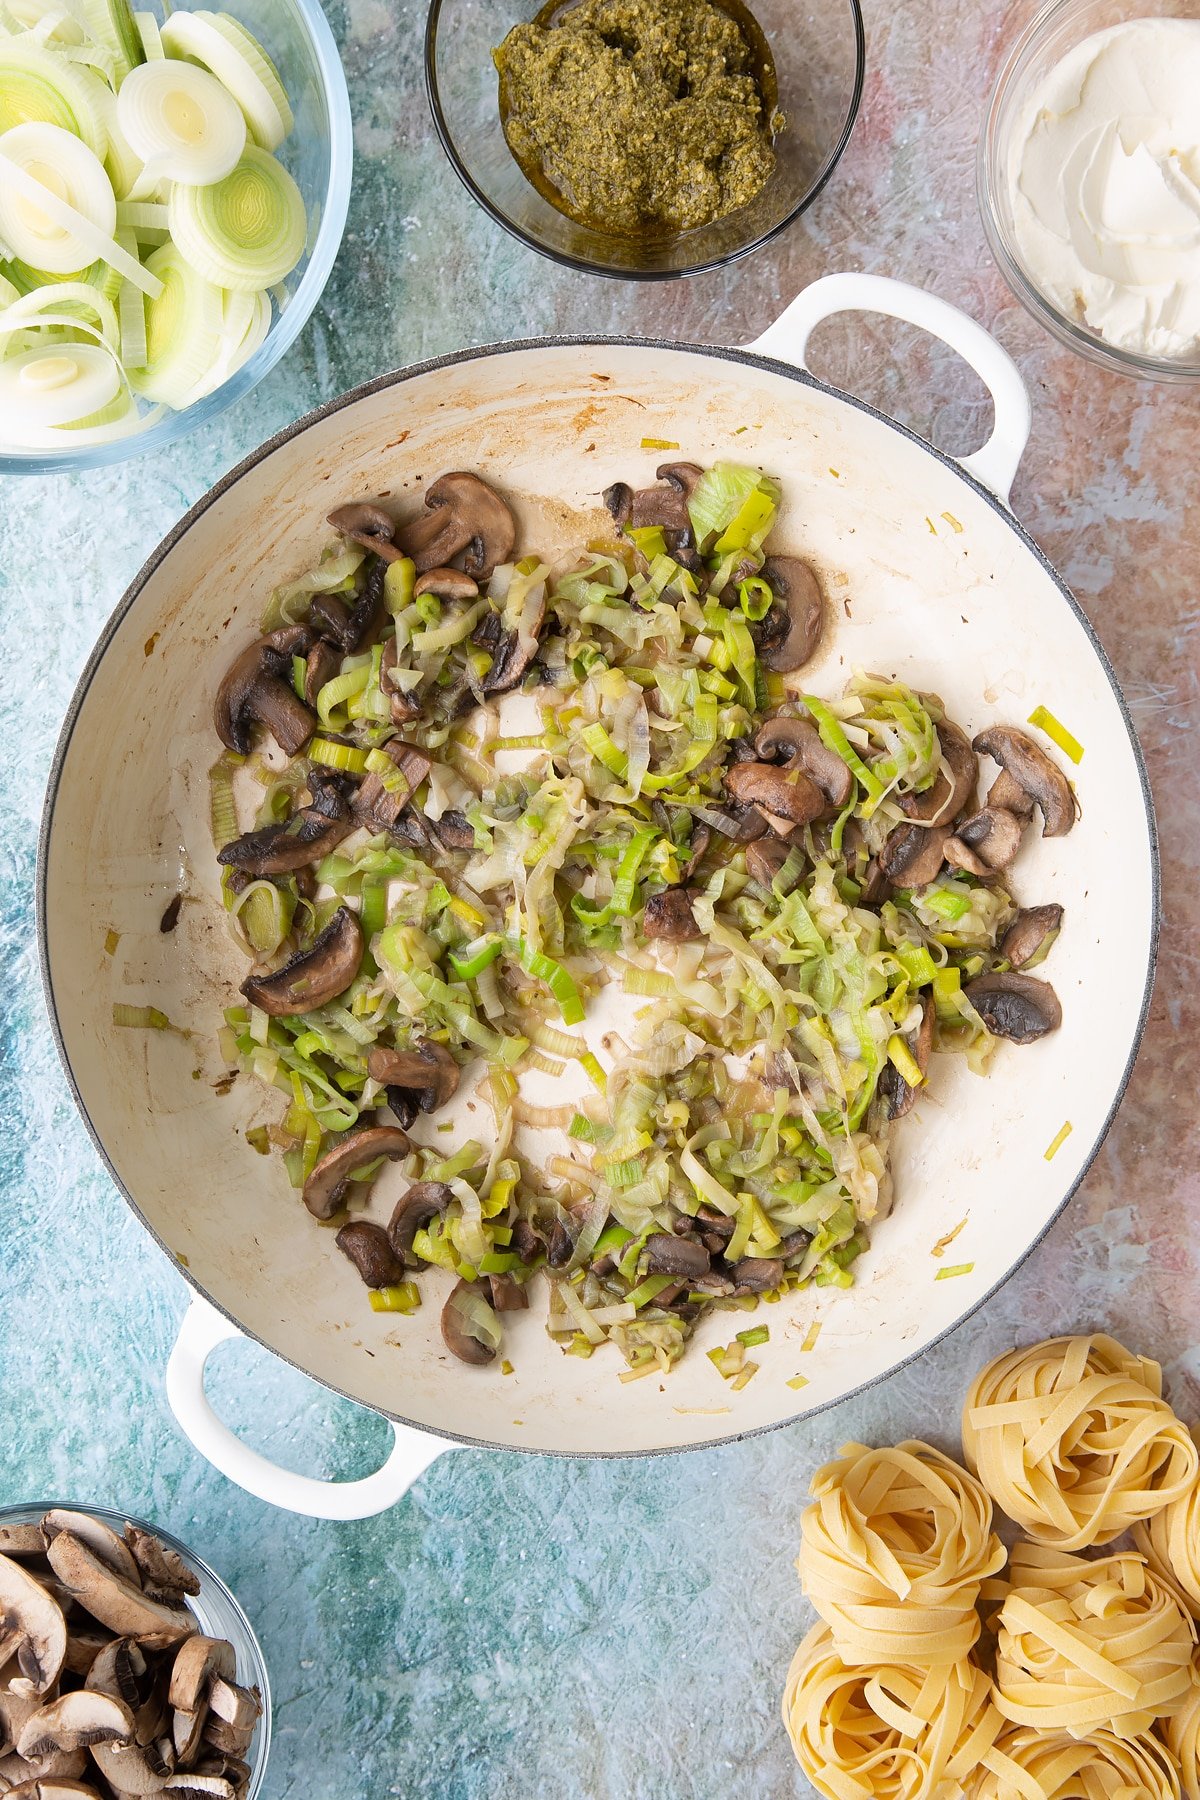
[166,1296,459,1519]
[749,273,1032,507]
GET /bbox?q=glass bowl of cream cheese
[980,0,1200,380]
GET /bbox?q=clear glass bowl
[979,0,1200,382]
[0,1500,271,1796]
[425,0,865,279]
[0,0,353,476]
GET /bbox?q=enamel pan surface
[39,338,1157,1457]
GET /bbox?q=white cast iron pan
[38,276,1158,1518]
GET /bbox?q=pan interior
[42,342,1155,1456]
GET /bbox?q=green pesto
[493,0,779,239]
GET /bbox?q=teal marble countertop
[3,1,1199,1794]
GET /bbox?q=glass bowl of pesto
[425,0,865,279]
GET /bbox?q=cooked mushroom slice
[380,640,423,726]
[302,640,339,711]
[724,759,825,831]
[386,1181,453,1264]
[413,568,478,601]
[0,1554,68,1697]
[90,1732,174,1795]
[395,472,516,580]
[1000,903,1064,970]
[693,800,768,842]
[240,908,362,1017]
[986,767,1036,821]
[309,558,386,655]
[425,810,475,852]
[45,1539,192,1646]
[335,1221,407,1289]
[326,501,404,562]
[440,1280,500,1366]
[366,1041,459,1119]
[643,889,701,941]
[728,1257,784,1293]
[972,725,1076,837]
[120,1534,199,1608]
[488,1273,528,1312]
[753,715,852,810]
[17,1693,135,1760]
[745,837,792,889]
[944,806,1025,876]
[350,741,431,835]
[166,1641,234,1719]
[301,1126,412,1222]
[213,633,316,757]
[217,775,353,876]
[900,719,977,826]
[643,1235,710,1279]
[965,971,1062,1043]
[473,590,546,696]
[878,994,935,1120]
[876,822,949,890]
[751,557,824,673]
[0,1528,46,1559]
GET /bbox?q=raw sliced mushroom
[326,501,404,562]
[899,719,977,826]
[878,994,935,1120]
[213,631,316,758]
[41,1517,140,1590]
[1000,904,1064,970]
[87,1640,165,1746]
[301,1126,412,1222]
[217,774,353,876]
[205,1685,259,1739]
[17,1692,134,1759]
[61,1628,114,1680]
[366,1040,459,1127]
[0,1758,89,1791]
[412,568,478,601]
[0,1687,40,1758]
[751,557,824,673]
[972,725,1076,837]
[90,1732,174,1795]
[395,472,515,580]
[4,1780,103,1798]
[121,1534,199,1607]
[753,715,852,809]
[166,1642,234,1718]
[944,806,1025,876]
[163,1773,237,1796]
[387,1182,452,1264]
[440,1280,500,1366]
[643,889,701,941]
[240,908,362,1017]
[45,1540,192,1645]
[965,971,1062,1043]
[335,1221,407,1289]
[0,1529,46,1560]
[724,759,825,831]
[0,1554,68,1697]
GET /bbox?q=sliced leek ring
[2,254,124,301]
[0,340,120,425]
[0,128,160,293]
[0,39,109,157]
[178,281,269,403]
[159,7,288,149]
[81,0,144,82]
[0,278,120,346]
[196,11,291,137]
[114,227,146,366]
[0,121,117,273]
[77,64,144,199]
[169,143,304,290]
[0,272,21,308]
[5,0,87,46]
[117,56,245,184]
[134,9,163,59]
[128,236,224,405]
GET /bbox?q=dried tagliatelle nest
[797,1440,1007,1666]
[782,1622,1001,1800]
[990,1543,1196,1736]
[961,1333,1198,1551]
[970,1723,1185,1800]
[782,1332,1200,1800]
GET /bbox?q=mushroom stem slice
[240,908,362,1018]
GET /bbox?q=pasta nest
[1162,1648,1200,1800]
[990,1543,1197,1738]
[781,1621,1001,1800]
[967,1722,1183,1799]
[1134,1431,1200,1619]
[962,1334,1199,1551]
[797,1440,1007,1666]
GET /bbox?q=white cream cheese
[1007,18,1200,359]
